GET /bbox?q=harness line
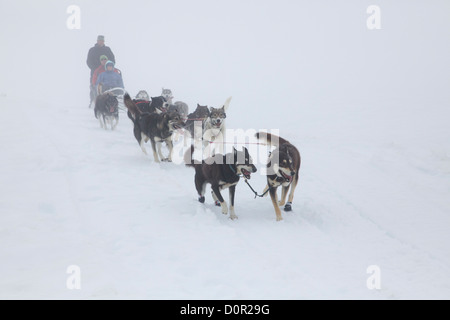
[244,179,270,199]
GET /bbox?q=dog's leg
[228,184,237,220]
[102,115,108,130]
[262,184,270,197]
[211,191,220,206]
[285,174,299,212]
[211,185,228,216]
[166,139,173,162]
[269,186,283,221]
[156,141,165,161]
[195,175,206,203]
[139,133,148,155]
[279,185,289,206]
[108,116,113,130]
[140,140,148,155]
[112,116,119,130]
[97,113,104,129]
[150,139,160,163]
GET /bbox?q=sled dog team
[94,88,301,221]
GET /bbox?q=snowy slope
[1,0,450,300]
[0,94,449,300]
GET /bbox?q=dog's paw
[284,203,292,212]
[229,214,238,220]
[198,196,205,203]
[276,215,283,221]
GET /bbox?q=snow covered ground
[0,0,449,299]
[0,94,449,299]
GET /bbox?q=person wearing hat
[92,55,109,87]
[87,35,115,78]
[96,61,124,92]
[87,36,116,104]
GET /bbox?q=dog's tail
[255,132,290,147]
[124,93,141,121]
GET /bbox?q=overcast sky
[1,0,449,111]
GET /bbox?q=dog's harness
[226,163,268,198]
[244,179,271,199]
[244,170,291,199]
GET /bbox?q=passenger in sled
[96,60,124,95]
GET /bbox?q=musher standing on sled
[86,35,116,107]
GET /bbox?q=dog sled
[90,86,127,111]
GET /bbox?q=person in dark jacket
[96,61,124,92]
[87,35,115,78]
[87,35,116,105]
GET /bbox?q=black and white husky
[185,145,257,220]
[124,93,185,162]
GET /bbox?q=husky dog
[185,145,257,220]
[256,132,301,221]
[168,101,189,120]
[161,88,174,104]
[183,104,211,149]
[127,96,169,122]
[94,92,119,130]
[161,88,189,120]
[124,93,185,162]
[135,90,150,101]
[203,97,232,154]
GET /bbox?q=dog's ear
[223,97,232,111]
